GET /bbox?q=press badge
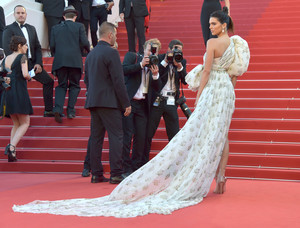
[167,97,175,105]
[153,97,160,107]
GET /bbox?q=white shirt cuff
[177,66,184,72]
[152,73,159,80]
[140,62,143,69]
[161,60,168,68]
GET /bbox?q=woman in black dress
[3,36,32,162]
[200,0,230,46]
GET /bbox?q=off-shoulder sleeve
[227,35,250,76]
[185,64,204,92]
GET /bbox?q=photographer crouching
[145,39,190,161]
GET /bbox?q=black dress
[2,54,33,116]
[200,0,222,46]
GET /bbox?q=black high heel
[7,144,17,162]
[4,144,9,155]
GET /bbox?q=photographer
[145,39,187,161]
[121,38,161,177]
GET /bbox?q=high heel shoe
[213,173,227,194]
[7,144,17,162]
[4,144,10,155]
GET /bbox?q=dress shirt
[160,60,183,97]
[17,22,32,58]
[92,0,106,6]
[133,66,159,100]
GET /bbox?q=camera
[146,44,159,68]
[166,46,183,63]
[0,77,11,91]
[176,96,192,119]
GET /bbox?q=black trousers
[145,99,179,163]
[45,15,62,49]
[83,136,91,170]
[90,6,108,47]
[125,9,146,54]
[200,0,221,46]
[28,59,54,112]
[53,67,81,115]
[89,107,123,177]
[122,99,148,173]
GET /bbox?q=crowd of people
[2,0,251,218]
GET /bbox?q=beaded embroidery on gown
[13,36,250,218]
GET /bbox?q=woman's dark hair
[210,7,234,33]
[10,36,27,52]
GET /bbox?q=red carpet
[0,173,299,228]
[1,0,300,180]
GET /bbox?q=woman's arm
[231,75,237,87]
[21,55,31,80]
[195,39,215,106]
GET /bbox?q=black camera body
[167,46,183,63]
[176,96,192,119]
[146,44,159,68]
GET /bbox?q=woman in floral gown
[13,7,250,217]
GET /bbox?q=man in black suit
[121,38,161,176]
[119,0,149,54]
[0,6,5,48]
[144,39,187,161]
[69,0,92,37]
[90,0,114,47]
[35,0,65,49]
[50,5,90,123]
[84,21,131,184]
[2,5,54,117]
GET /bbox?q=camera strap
[179,76,185,98]
[168,64,175,90]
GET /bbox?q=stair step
[1,160,299,181]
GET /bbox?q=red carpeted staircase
[1,0,300,181]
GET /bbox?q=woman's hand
[4,77,11,84]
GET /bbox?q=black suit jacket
[119,0,149,18]
[35,0,65,18]
[84,41,130,110]
[122,51,160,112]
[0,6,5,49]
[69,0,92,20]
[3,22,43,67]
[156,54,187,102]
[50,20,90,73]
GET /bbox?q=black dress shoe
[67,113,76,119]
[54,112,62,123]
[44,111,55,117]
[121,171,132,179]
[110,175,124,184]
[82,169,90,177]
[91,175,109,183]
